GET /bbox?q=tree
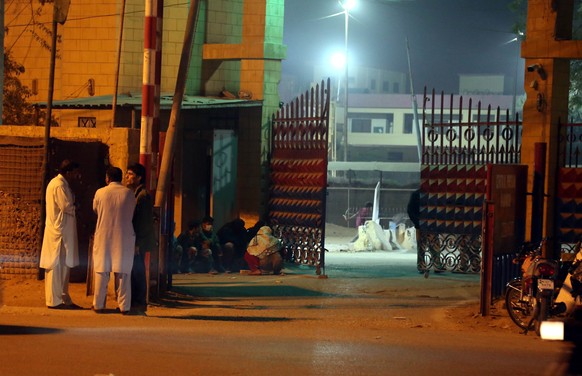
[570,61,582,122]
[3,51,39,125]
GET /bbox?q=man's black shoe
[47,303,67,310]
[48,303,82,310]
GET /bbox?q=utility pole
[140,0,163,190]
[406,38,422,164]
[155,0,199,209]
[154,0,200,293]
[111,0,127,126]
[39,0,70,278]
[343,5,349,162]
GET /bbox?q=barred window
[78,117,96,128]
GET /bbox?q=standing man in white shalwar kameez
[92,166,136,314]
[40,160,82,309]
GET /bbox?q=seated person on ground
[217,218,249,272]
[192,239,216,274]
[176,220,217,274]
[200,216,226,273]
[244,223,283,275]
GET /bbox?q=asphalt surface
[0,250,573,375]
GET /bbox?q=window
[472,114,490,123]
[31,79,38,95]
[373,126,384,134]
[382,81,390,93]
[404,114,414,134]
[370,79,376,90]
[78,117,96,128]
[352,119,372,133]
[392,82,399,93]
[386,151,404,162]
[386,114,394,133]
[434,113,461,124]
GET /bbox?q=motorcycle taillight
[537,263,555,277]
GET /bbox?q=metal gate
[419,88,522,274]
[557,118,582,253]
[269,79,330,275]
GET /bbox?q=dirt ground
[0,224,520,336]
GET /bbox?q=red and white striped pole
[141,0,164,299]
[153,0,163,187]
[140,0,162,191]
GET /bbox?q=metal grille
[0,137,44,276]
[269,79,330,275]
[559,118,582,168]
[419,89,521,274]
[419,165,486,273]
[422,88,521,165]
[557,119,582,252]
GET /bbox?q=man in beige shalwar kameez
[92,167,136,314]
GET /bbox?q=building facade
[1,0,287,278]
[4,0,286,230]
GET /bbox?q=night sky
[283,0,525,96]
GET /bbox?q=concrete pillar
[521,0,573,256]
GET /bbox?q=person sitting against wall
[200,216,227,273]
[176,220,200,273]
[217,218,249,272]
[244,223,283,275]
[176,220,216,274]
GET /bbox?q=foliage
[570,61,582,122]
[3,51,40,125]
[508,0,527,36]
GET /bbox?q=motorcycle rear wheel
[505,279,535,330]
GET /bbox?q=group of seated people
[172,216,283,276]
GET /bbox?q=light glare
[540,321,564,341]
[342,0,356,11]
[331,52,346,69]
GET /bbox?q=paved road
[0,251,573,375]
[0,306,569,376]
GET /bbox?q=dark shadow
[154,314,293,322]
[0,325,62,335]
[91,308,126,315]
[153,293,264,310]
[172,284,336,298]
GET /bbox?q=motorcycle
[505,239,563,334]
[553,242,582,318]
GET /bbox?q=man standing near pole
[126,163,156,314]
[40,159,82,310]
[92,167,136,314]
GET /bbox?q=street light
[330,51,346,165]
[341,0,356,162]
[503,30,524,118]
[330,52,345,102]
